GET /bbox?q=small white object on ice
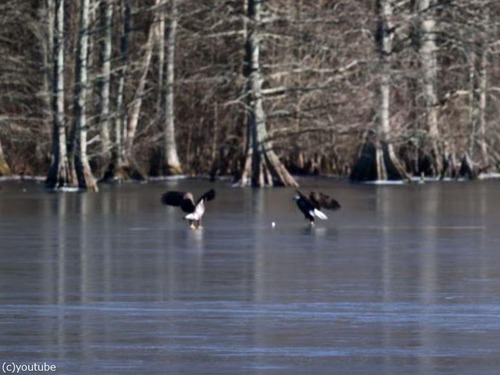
[271,221,276,228]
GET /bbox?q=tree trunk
[477,42,488,168]
[463,15,488,179]
[72,0,98,191]
[459,152,478,180]
[0,141,11,176]
[418,0,443,177]
[471,13,489,171]
[38,0,54,169]
[102,0,130,181]
[46,0,74,189]
[97,0,113,168]
[156,0,165,111]
[147,0,166,177]
[124,26,155,161]
[350,0,410,182]
[118,0,159,179]
[161,0,182,175]
[237,0,298,187]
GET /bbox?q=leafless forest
[0,0,499,189]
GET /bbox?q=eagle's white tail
[312,209,328,220]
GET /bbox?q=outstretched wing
[161,191,196,213]
[310,191,341,211]
[196,189,216,204]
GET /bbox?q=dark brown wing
[309,191,341,210]
[161,191,196,213]
[308,191,322,209]
[196,189,216,204]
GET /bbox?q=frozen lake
[1,178,500,374]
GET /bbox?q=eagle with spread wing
[293,190,341,226]
[161,189,216,229]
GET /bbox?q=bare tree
[103,0,160,181]
[72,0,98,191]
[237,0,298,187]
[467,5,490,172]
[350,0,410,182]
[123,14,157,167]
[0,143,11,176]
[46,0,74,188]
[102,0,130,181]
[476,34,489,168]
[161,0,182,175]
[2,0,500,181]
[96,0,114,167]
[417,0,444,177]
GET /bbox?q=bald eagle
[161,189,216,229]
[293,190,341,226]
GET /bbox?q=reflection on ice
[186,227,204,253]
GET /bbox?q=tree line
[0,0,499,189]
